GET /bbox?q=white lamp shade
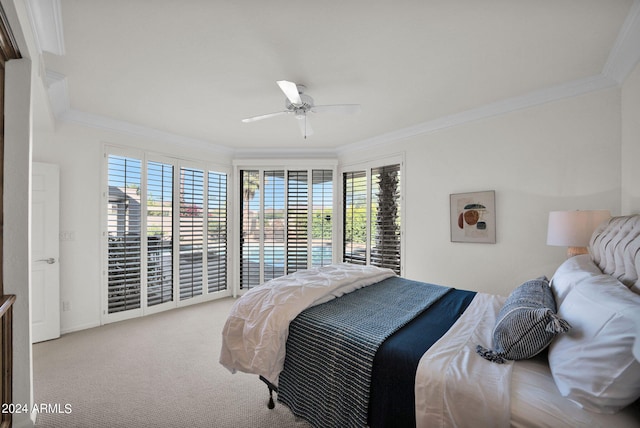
[547,210,611,247]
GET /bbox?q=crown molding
[232,147,339,160]
[61,108,235,155]
[48,72,618,159]
[24,0,64,55]
[339,74,618,155]
[45,69,69,118]
[603,0,640,84]
[45,69,235,155]
[232,157,338,167]
[42,1,639,158]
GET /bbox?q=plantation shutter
[370,164,401,274]
[179,167,204,300]
[311,170,333,266]
[239,167,334,289]
[107,155,142,313]
[343,170,367,265]
[105,150,230,321]
[343,164,401,274]
[240,170,261,289]
[146,161,174,306]
[287,170,308,274]
[264,170,285,281]
[207,171,228,292]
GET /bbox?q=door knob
[37,258,56,264]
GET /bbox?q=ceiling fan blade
[297,114,314,138]
[310,104,362,115]
[277,80,302,106]
[241,111,290,123]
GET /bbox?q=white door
[31,162,61,343]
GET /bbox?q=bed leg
[259,375,277,409]
[267,388,275,409]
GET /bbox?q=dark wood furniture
[0,3,21,427]
[0,296,15,428]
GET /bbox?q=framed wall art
[450,190,496,243]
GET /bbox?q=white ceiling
[31,0,640,154]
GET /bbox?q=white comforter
[415,292,512,428]
[219,263,396,385]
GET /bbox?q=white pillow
[549,254,602,306]
[548,275,640,413]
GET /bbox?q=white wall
[621,61,640,215]
[0,1,631,425]
[340,88,621,297]
[33,86,624,335]
[2,0,51,424]
[4,58,35,428]
[32,123,233,333]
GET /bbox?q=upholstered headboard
[589,214,640,293]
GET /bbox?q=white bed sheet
[415,292,640,428]
[511,357,640,428]
[415,292,512,428]
[219,263,396,385]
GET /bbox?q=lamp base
[567,246,589,258]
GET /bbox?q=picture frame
[450,190,496,243]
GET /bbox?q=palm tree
[372,167,400,273]
[241,171,260,240]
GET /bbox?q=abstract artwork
[450,190,496,243]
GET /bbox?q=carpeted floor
[32,297,312,428]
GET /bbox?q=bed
[220,214,640,427]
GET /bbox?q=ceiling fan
[241,80,361,139]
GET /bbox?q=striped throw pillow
[477,277,570,364]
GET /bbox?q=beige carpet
[33,297,312,428]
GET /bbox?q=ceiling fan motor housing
[285,93,314,111]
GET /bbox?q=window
[207,172,228,292]
[107,155,142,313]
[263,170,285,281]
[240,170,261,289]
[370,164,401,273]
[179,167,204,300]
[239,167,334,289]
[105,150,228,320]
[343,171,367,266]
[311,170,333,267]
[146,161,174,307]
[287,170,308,274]
[343,162,402,274]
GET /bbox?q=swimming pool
[242,244,333,267]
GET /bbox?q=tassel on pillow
[476,277,571,364]
[476,345,505,364]
[545,312,571,334]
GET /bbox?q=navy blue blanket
[277,277,454,428]
[369,288,476,427]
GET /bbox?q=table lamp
[546,210,611,257]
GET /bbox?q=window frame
[338,153,405,276]
[102,145,232,324]
[232,158,338,296]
